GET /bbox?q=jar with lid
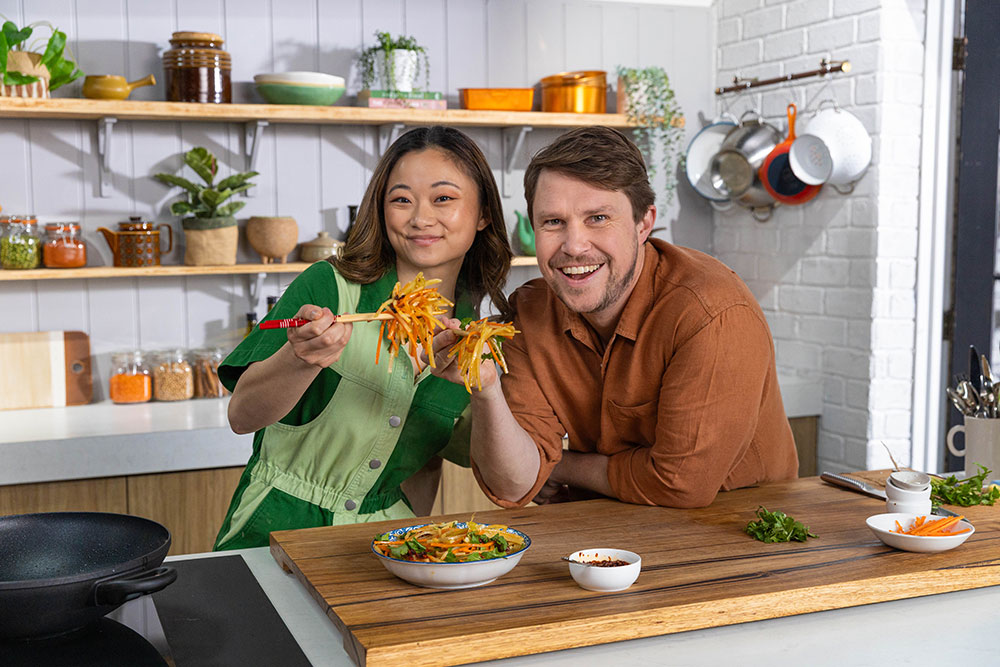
[153,349,194,401]
[42,222,88,268]
[109,351,152,404]
[162,31,232,103]
[192,348,229,398]
[0,215,41,270]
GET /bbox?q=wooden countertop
[269,475,1000,666]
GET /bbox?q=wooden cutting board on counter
[270,476,1000,667]
[0,331,92,410]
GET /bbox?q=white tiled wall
[0,0,714,401]
[713,0,926,472]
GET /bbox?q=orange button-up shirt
[477,239,798,508]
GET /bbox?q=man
[437,126,798,508]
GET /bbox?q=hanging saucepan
[758,103,822,206]
[684,113,737,207]
[0,512,177,640]
[709,110,781,221]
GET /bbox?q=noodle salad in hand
[373,520,527,562]
[448,318,519,393]
[375,273,453,370]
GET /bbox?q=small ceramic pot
[299,231,341,263]
[246,216,298,264]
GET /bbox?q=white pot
[799,102,872,187]
[375,49,419,93]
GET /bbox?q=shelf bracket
[247,271,266,315]
[501,126,532,197]
[378,123,405,156]
[243,120,269,197]
[96,117,118,198]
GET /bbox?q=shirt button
[344,500,356,511]
[369,459,382,469]
[388,415,402,427]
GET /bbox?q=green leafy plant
[358,30,430,93]
[154,147,257,219]
[616,65,684,205]
[0,19,83,90]
[745,506,817,543]
[931,463,1000,507]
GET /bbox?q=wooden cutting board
[0,331,92,410]
[270,476,1000,667]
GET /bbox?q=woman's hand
[425,317,499,391]
[286,304,353,368]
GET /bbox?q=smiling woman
[213,126,514,551]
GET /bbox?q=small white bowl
[866,513,975,553]
[253,71,345,87]
[371,523,530,589]
[566,548,641,592]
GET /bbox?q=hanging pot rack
[715,59,851,95]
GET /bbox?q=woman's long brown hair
[334,126,512,319]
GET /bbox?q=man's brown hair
[523,126,655,224]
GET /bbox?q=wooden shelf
[0,97,631,128]
[0,262,312,281]
[0,257,538,281]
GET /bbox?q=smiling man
[467,126,798,509]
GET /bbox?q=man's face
[531,170,654,322]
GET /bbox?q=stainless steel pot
[709,111,781,218]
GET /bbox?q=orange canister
[540,70,607,113]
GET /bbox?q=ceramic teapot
[97,218,173,267]
[82,74,156,100]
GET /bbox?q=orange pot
[540,70,606,113]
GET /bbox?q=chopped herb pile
[931,463,1000,507]
[745,506,817,543]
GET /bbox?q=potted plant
[358,31,429,94]
[154,147,257,266]
[0,19,83,98]
[616,65,685,205]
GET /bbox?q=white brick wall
[713,0,926,472]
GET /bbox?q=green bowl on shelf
[255,83,345,106]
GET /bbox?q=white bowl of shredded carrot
[371,520,531,589]
[866,513,975,553]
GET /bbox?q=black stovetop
[0,554,311,667]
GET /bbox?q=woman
[214,126,512,550]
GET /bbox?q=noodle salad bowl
[371,521,531,589]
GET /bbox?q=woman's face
[383,147,487,286]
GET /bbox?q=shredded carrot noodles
[374,273,453,371]
[448,318,519,393]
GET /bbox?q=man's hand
[286,305,352,368]
[425,318,500,390]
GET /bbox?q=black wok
[0,512,177,641]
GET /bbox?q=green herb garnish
[931,463,1000,507]
[745,506,817,543]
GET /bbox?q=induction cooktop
[0,554,311,667]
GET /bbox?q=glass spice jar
[153,349,194,401]
[0,215,42,270]
[192,348,229,398]
[109,351,152,404]
[42,222,87,268]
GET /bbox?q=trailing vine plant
[616,65,685,205]
[358,31,430,94]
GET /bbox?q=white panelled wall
[0,0,714,402]
[713,0,929,472]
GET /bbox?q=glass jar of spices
[109,351,152,404]
[153,349,194,401]
[42,222,88,268]
[192,348,229,398]
[162,31,232,103]
[1,215,42,270]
